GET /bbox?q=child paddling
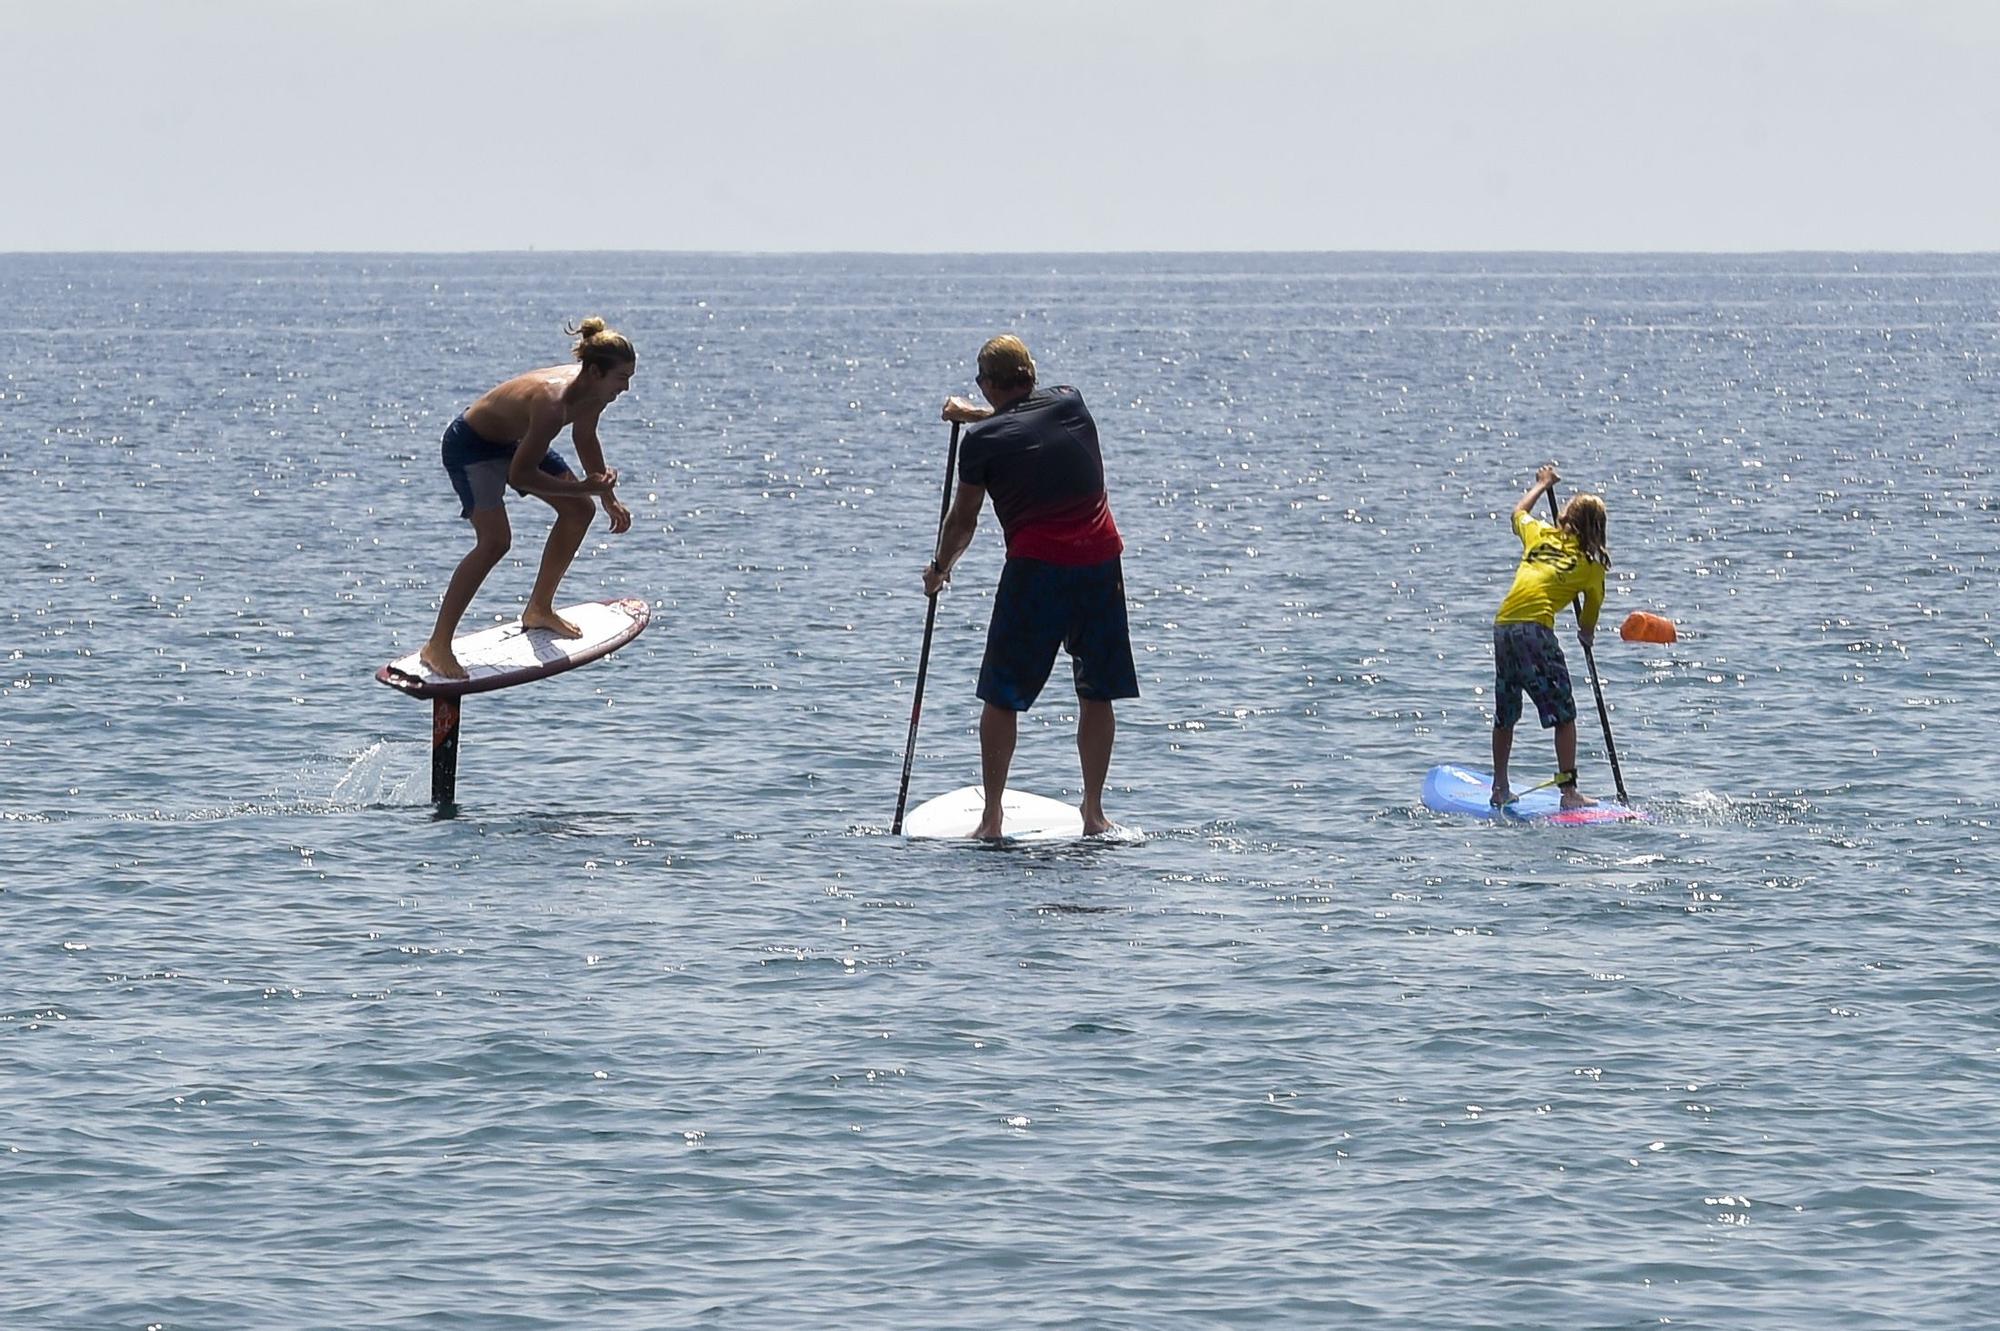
[1491,464,1609,810]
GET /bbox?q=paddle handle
[891,422,962,834]
[1544,482,1630,804]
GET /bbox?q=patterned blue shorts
[1493,621,1576,730]
[977,557,1140,712]
[442,413,575,519]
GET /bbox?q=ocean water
[2,252,1996,1329]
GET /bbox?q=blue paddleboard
[1422,764,1646,824]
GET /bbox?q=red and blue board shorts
[977,556,1139,712]
[1493,620,1576,730]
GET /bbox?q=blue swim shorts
[1493,620,1576,730]
[441,413,575,519]
[977,556,1140,712]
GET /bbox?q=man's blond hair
[978,335,1037,390]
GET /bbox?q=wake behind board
[1422,763,1646,824]
[903,785,1141,843]
[377,597,649,700]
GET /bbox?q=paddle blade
[1620,611,1678,644]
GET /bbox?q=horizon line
[5,246,1999,259]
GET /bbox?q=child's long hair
[1560,494,1611,567]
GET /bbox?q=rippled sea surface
[3,253,1997,1328]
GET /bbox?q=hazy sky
[6,0,1996,251]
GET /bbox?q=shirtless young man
[923,335,1138,838]
[419,317,636,679]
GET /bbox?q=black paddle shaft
[1544,482,1631,803]
[891,422,962,834]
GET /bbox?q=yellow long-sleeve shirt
[1495,510,1605,630]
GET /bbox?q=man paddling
[419,318,635,679]
[922,335,1137,838]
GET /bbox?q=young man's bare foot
[1489,785,1513,808]
[1559,789,1599,810]
[419,639,468,679]
[521,605,583,637]
[971,804,1006,840]
[1082,805,1116,836]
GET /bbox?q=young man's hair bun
[566,316,634,370]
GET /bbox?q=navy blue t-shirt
[958,386,1122,565]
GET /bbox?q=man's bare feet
[1082,805,1116,836]
[1489,785,1513,808]
[1559,789,1599,810]
[521,605,583,637]
[972,807,1005,840]
[418,639,467,680]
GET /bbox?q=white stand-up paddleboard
[377,597,650,700]
[903,785,1140,843]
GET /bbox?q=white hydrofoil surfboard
[377,597,650,699]
[903,785,1142,843]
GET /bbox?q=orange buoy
[1620,611,1678,644]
